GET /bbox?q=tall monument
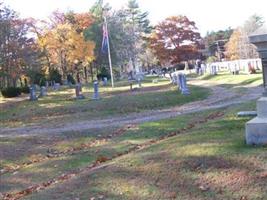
[246,25,267,145]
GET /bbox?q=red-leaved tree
[150,15,201,65]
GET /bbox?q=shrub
[1,87,21,98]
[97,67,110,81]
[49,69,62,84]
[39,77,46,87]
[67,74,76,84]
[32,72,46,86]
[20,86,30,94]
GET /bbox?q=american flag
[101,23,108,54]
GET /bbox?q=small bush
[49,69,62,84]
[97,67,111,81]
[1,87,21,98]
[39,77,46,87]
[20,86,30,94]
[67,74,76,84]
[32,72,46,86]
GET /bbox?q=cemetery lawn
[1,101,267,200]
[200,72,262,88]
[0,79,210,127]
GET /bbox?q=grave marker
[172,74,178,85]
[75,84,85,99]
[29,86,38,101]
[178,74,190,95]
[137,78,142,88]
[103,77,108,86]
[246,27,267,145]
[211,65,217,75]
[39,86,47,98]
[54,83,60,90]
[92,81,100,100]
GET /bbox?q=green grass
[27,103,267,199]
[0,106,214,195]
[2,101,267,200]
[200,71,262,88]
[0,83,210,127]
[1,73,266,199]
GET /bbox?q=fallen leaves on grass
[96,156,110,163]
[3,111,224,200]
[0,124,137,176]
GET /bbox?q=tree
[203,28,233,59]
[225,29,242,60]
[225,14,263,60]
[243,14,264,35]
[238,14,263,58]
[84,0,152,78]
[125,0,152,71]
[138,48,158,70]
[84,0,109,80]
[149,15,201,65]
[0,4,41,88]
[37,12,95,82]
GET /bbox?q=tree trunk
[12,78,17,87]
[84,66,88,84]
[76,72,80,84]
[90,63,94,82]
[19,78,23,87]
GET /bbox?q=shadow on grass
[27,149,267,200]
[4,102,267,199]
[0,85,210,127]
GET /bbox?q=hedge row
[1,86,30,98]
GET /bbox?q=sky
[3,0,267,36]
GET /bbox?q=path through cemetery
[0,79,262,137]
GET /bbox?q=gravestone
[54,83,60,90]
[29,86,38,101]
[92,81,100,100]
[211,65,217,75]
[52,80,55,89]
[172,74,178,85]
[199,67,204,75]
[39,86,47,98]
[178,74,190,95]
[63,80,68,85]
[137,78,142,88]
[230,63,239,75]
[246,26,267,145]
[128,76,135,91]
[45,81,49,88]
[129,80,134,91]
[135,73,144,81]
[75,84,85,99]
[103,77,108,86]
[68,81,73,87]
[32,84,37,91]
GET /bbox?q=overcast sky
[4,0,267,36]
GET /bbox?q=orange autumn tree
[149,15,201,65]
[38,12,95,81]
[225,29,242,60]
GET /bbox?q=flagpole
[104,15,114,88]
